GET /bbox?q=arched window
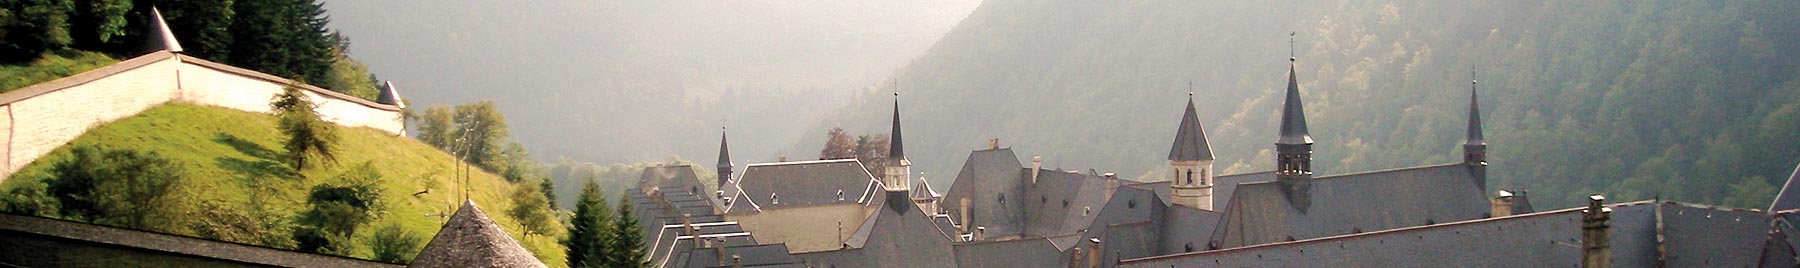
[1185,169,1194,185]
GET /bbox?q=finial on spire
[1289,32,1297,62]
[1472,68,1478,85]
[1188,80,1195,97]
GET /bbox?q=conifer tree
[271,81,336,170]
[563,180,613,268]
[608,193,648,268]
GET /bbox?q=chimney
[1087,237,1102,268]
[1031,156,1043,185]
[959,198,972,233]
[1069,247,1084,268]
[683,214,697,236]
[989,138,1000,150]
[1490,190,1515,217]
[732,254,742,268]
[975,226,986,241]
[1581,194,1611,268]
[778,155,788,162]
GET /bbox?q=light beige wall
[725,204,872,253]
[0,52,404,182]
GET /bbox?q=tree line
[1,0,382,100]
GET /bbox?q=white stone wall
[0,52,404,181]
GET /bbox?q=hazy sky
[323,0,982,165]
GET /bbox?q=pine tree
[271,81,335,170]
[608,193,648,268]
[562,180,613,268]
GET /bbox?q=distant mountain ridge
[802,0,1800,208]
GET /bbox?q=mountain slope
[802,0,1800,208]
[0,104,565,265]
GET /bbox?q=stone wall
[0,51,405,181]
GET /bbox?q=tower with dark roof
[1168,93,1217,210]
[718,127,734,190]
[1466,72,1489,190]
[884,93,912,192]
[144,7,184,54]
[1275,55,1314,212]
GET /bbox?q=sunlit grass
[1,104,567,266]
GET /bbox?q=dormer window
[998,194,1006,204]
[770,193,780,205]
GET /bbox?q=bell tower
[883,93,912,192]
[1275,44,1315,212]
[1168,92,1217,210]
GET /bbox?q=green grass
[0,50,119,93]
[1,104,567,266]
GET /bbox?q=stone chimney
[1068,247,1083,268]
[989,138,1000,150]
[1490,190,1515,217]
[1031,156,1043,185]
[732,254,742,268]
[1087,237,1102,268]
[1581,194,1611,268]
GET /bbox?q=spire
[1168,93,1215,161]
[1277,57,1312,145]
[887,93,905,165]
[1465,69,1489,169]
[145,7,184,54]
[717,127,734,189]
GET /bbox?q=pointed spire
[1466,70,1485,146]
[887,92,906,165]
[717,127,733,169]
[1169,92,1216,161]
[1277,55,1312,145]
[145,7,184,54]
[376,81,404,108]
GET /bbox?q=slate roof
[1277,62,1312,145]
[1120,200,1793,268]
[718,128,734,170]
[1021,169,1112,238]
[795,192,957,268]
[943,148,1028,238]
[1770,162,1800,211]
[1209,164,1488,248]
[0,213,401,267]
[951,237,1071,268]
[1168,96,1216,161]
[911,179,941,200]
[1465,78,1484,146]
[678,244,806,268]
[640,165,709,197]
[888,98,906,164]
[726,159,879,212]
[1084,186,1173,265]
[410,200,545,268]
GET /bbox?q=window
[1186,169,1194,185]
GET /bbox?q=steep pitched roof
[718,128,734,170]
[912,179,941,200]
[1168,96,1216,161]
[376,81,403,107]
[410,200,545,268]
[942,148,1028,237]
[1277,62,1312,145]
[1021,170,1111,237]
[887,97,907,164]
[639,165,709,198]
[1770,162,1800,211]
[797,192,957,268]
[145,7,184,54]
[1465,78,1484,146]
[1209,164,1488,248]
[727,159,878,212]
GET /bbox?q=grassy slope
[1,104,566,266]
[0,50,119,92]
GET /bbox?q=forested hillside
[803,0,1800,208]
